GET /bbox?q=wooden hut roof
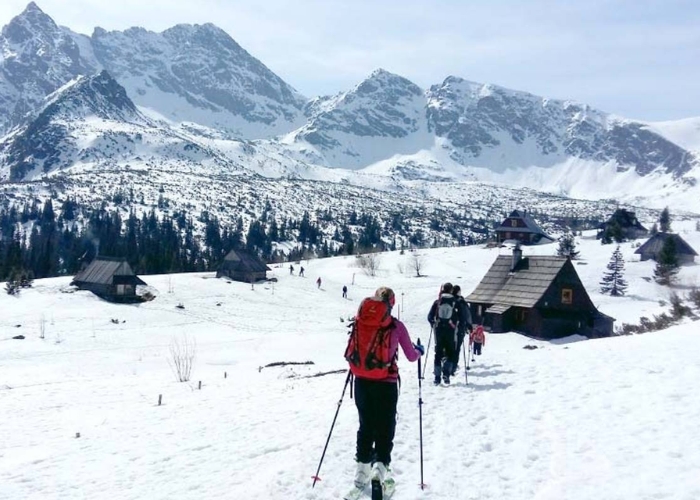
[466,255,568,308]
[73,257,146,286]
[634,233,698,256]
[221,250,270,273]
[600,208,647,231]
[495,210,553,239]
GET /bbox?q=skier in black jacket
[427,282,459,385]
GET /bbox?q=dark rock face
[0,3,97,131]
[422,77,695,177]
[0,4,305,137]
[298,69,425,148]
[3,71,146,181]
[90,23,306,132]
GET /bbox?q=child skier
[470,324,486,360]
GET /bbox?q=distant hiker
[316,277,322,289]
[344,287,423,499]
[450,285,473,376]
[289,264,294,275]
[427,282,459,385]
[342,285,348,299]
[299,266,305,277]
[470,324,486,360]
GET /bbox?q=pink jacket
[470,325,486,345]
[379,318,421,383]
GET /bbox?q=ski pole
[463,334,468,385]
[311,370,353,487]
[421,326,433,378]
[416,338,426,490]
[466,337,472,372]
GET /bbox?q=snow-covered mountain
[0,2,97,133]
[644,116,700,153]
[89,23,306,137]
[1,2,700,213]
[282,71,697,180]
[0,3,305,138]
[0,71,243,182]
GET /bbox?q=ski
[343,485,364,500]
[367,477,396,500]
[371,479,382,500]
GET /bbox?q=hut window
[505,231,511,239]
[561,288,573,304]
[478,305,482,316]
[511,219,518,227]
[117,285,125,295]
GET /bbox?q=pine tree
[659,207,671,233]
[600,245,628,296]
[654,236,680,285]
[556,232,579,259]
[650,222,658,236]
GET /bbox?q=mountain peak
[2,1,57,41]
[20,1,43,14]
[354,69,422,97]
[39,69,142,123]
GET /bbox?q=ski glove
[413,343,425,356]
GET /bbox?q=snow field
[2,224,700,499]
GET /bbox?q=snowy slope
[2,224,700,499]
[0,71,245,182]
[645,116,700,153]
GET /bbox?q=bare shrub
[357,253,381,277]
[410,253,426,277]
[168,335,196,382]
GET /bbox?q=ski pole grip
[417,338,422,346]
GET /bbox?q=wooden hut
[72,256,146,302]
[495,210,553,245]
[597,209,648,241]
[635,233,697,264]
[217,249,270,282]
[466,246,614,338]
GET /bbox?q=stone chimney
[511,243,522,272]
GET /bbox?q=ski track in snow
[2,226,700,499]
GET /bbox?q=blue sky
[2,0,699,121]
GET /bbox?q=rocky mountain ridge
[0,3,699,213]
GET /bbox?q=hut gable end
[217,250,270,282]
[495,210,553,245]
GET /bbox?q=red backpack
[344,297,396,380]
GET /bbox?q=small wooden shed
[72,256,146,302]
[217,249,270,282]
[635,233,697,265]
[597,209,648,241]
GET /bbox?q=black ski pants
[354,376,399,465]
[473,342,483,356]
[433,327,456,378]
